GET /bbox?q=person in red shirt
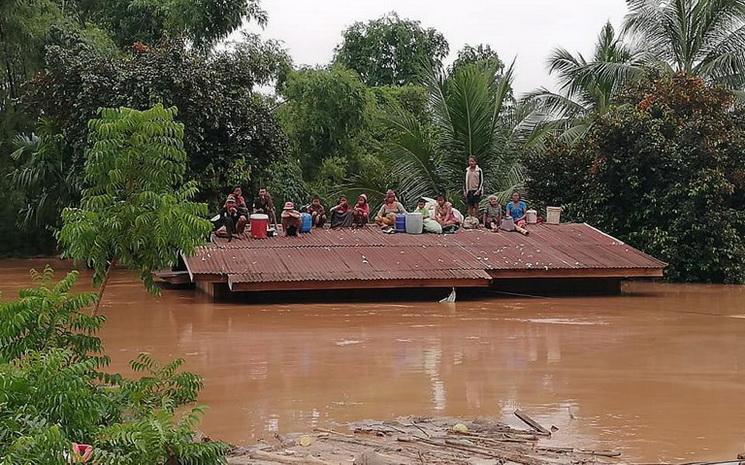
[230,186,249,217]
[352,194,370,227]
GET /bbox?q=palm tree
[623,0,745,90]
[369,60,535,209]
[523,22,648,141]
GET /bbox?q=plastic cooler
[300,213,312,233]
[250,214,269,239]
[526,209,538,224]
[394,214,407,233]
[405,213,423,234]
[546,206,562,224]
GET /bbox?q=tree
[9,119,80,232]
[0,268,227,464]
[23,37,290,207]
[524,22,648,141]
[333,12,449,86]
[279,66,373,176]
[69,0,267,49]
[451,43,505,75]
[525,74,745,283]
[374,60,534,209]
[58,104,212,314]
[623,0,745,90]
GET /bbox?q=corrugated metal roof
[183,223,666,287]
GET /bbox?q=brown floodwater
[2,259,745,462]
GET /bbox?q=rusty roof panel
[184,224,666,287]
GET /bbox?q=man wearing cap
[281,201,301,236]
[217,194,247,241]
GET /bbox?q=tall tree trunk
[93,258,117,316]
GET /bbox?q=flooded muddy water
[2,259,745,462]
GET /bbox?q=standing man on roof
[463,155,484,223]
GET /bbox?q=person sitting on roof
[483,195,502,232]
[253,187,277,228]
[375,190,406,231]
[506,191,529,236]
[329,195,353,228]
[352,194,370,228]
[415,197,443,234]
[215,194,247,241]
[307,195,327,228]
[434,194,459,234]
[231,185,249,214]
[281,201,301,236]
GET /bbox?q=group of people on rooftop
[214,156,530,239]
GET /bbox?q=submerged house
[164,224,666,298]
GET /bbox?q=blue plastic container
[394,214,407,233]
[300,213,312,233]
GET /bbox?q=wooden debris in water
[226,416,623,465]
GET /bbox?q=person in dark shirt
[216,194,247,241]
[307,195,327,228]
[253,187,277,228]
[329,195,353,228]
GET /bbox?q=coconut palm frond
[521,88,589,120]
[624,0,676,64]
[382,106,443,205]
[441,62,500,161]
[624,0,745,86]
[490,163,525,205]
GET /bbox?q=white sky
[241,0,629,96]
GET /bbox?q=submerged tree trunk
[93,258,117,316]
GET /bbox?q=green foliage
[279,66,373,175]
[265,157,310,206]
[96,407,228,465]
[526,74,745,283]
[370,85,430,125]
[24,37,289,207]
[524,22,648,142]
[451,43,505,75]
[333,12,449,86]
[373,61,530,208]
[0,267,101,363]
[69,0,266,49]
[0,0,64,102]
[623,0,745,89]
[123,353,203,416]
[9,119,80,232]
[58,104,212,295]
[0,270,226,465]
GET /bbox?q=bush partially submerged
[0,267,227,464]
